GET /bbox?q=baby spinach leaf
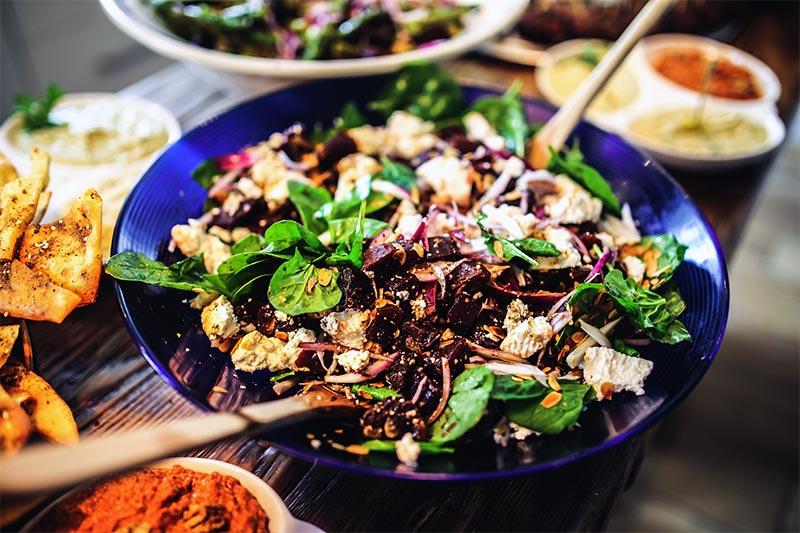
[287,181,332,235]
[506,381,592,435]
[612,339,640,357]
[268,249,341,315]
[105,252,222,294]
[640,233,687,284]
[315,174,393,221]
[362,439,455,455]
[369,62,465,122]
[327,202,367,268]
[191,158,221,189]
[431,365,494,443]
[310,101,367,143]
[14,83,64,133]
[378,156,417,191]
[231,233,266,254]
[476,213,538,267]
[568,282,604,312]
[468,79,529,156]
[491,376,548,401]
[328,217,387,244]
[352,384,402,401]
[547,144,621,215]
[515,238,561,257]
[263,220,328,256]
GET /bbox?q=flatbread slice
[19,188,102,304]
[0,260,80,323]
[0,149,49,260]
[0,325,19,368]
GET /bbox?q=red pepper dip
[650,47,762,100]
[36,465,269,532]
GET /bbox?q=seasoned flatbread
[0,152,18,188]
[0,260,80,323]
[0,325,19,368]
[0,149,49,260]
[19,188,102,304]
[0,384,32,455]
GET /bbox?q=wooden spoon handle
[529,0,676,169]
[0,395,310,494]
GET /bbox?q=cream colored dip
[547,45,638,114]
[10,100,168,165]
[630,109,768,156]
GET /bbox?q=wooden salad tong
[529,0,676,169]
[0,388,356,494]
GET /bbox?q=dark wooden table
[10,6,799,531]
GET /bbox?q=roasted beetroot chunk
[362,239,421,280]
[447,261,489,293]
[337,266,375,310]
[318,133,357,169]
[446,290,484,329]
[360,398,429,440]
[425,236,459,261]
[402,321,442,353]
[365,302,404,347]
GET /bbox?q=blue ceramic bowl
[112,77,729,480]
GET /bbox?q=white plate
[534,36,786,172]
[0,92,181,256]
[98,0,529,79]
[22,457,322,533]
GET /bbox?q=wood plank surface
[7,6,799,530]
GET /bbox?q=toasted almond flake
[540,391,562,409]
[375,298,392,308]
[412,243,425,257]
[317,268,333,286]
[275,331,289,341]
[306,276,318,294]
[212,386,228,394]
[493,240,504,257]
[600,382,615,400]
[392,243,407,264]
[547,374,561,391]
[345,444,370,456]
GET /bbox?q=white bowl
[0,92,181,256]
[98,0,528,79]
[23,457,321,533]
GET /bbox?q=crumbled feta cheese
[336,349,371,373]
[274,310,290,322]
[335,154,381,201]
[599,214,641,246]
[201,296,239,343]
[396,433,421,467]
[386,111,437,159]
[221,192,242,217]
[171,223,232,273]
[347,125,388,155]
[189,290,217,310]
[207,225,232,243]
[509,422,534,440]
[283,328,316,369]
[410,297,427,320]
[596,231,616,250]
[583,346,654,399]
[320,309,370,348]
[463,111,505,151]
[231,227,253,243]
[236,177,264,200]
[416,155,472,206]
[535,227,582,270]
[495,156,527,178]
[230,331,284,372]
[503,299,530,330]
[622,255,646,283]
[544,175,603,224]
[500,315,554,357]
[250,148,307,208]
[427,212,461,237]
[394,199,423,237]
[480,204,538,240]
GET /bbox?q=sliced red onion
[623,338,652,347]
[278,150,312,171]
[364,351,399,377]
[298,342,346,352]
[578,319,612,347]
[488,282,566,303]
[324,352,398,383]
[565,317,622,368]
[324,373,371,384]
[427,358,451,424]
[514,169,556,191]
[547,289,575,319]
[272,379,296,395]
[483,362,548,387]
[218,151,259,171]
[550,311,573,333]
[411,376,428,404]
[410,215,428,243]
[207,169,240,199]
[449,230,468,242]
[424,282,437,314]
[476,169,513,210]
[466,340,527,363]
[469,355,487,364]
[372,179,412,201]
[585,247,613,282]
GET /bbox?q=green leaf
[315,174,393,222]
[231,233,266,254]
[361,439,455,455]
[431,366,494,443]
[514,238,561,257]
[468,79,529,156]
[377,156,417,191]
[490,375,548,401]
[270,370,296,383]
[263,220,328,256]
[369,62,465,122]
[105,252,222,294]
[327,202,367,268]
[402,4,473,38]
[287,181,332,234]
[476,213,538,267]
[568,282,604,312]
[328,217,387,244]
[310,101,368,143]
[352,384,402,401]
[506,381,592,435]
[640,233,687,285]
[13,83,64,133]
[191,158,222,189]
[612,339,640,357]
[268,249,342,315]
[546,144,621,215]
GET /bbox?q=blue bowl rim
[111,80,730,482]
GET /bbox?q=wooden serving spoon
[528,0,676,169]
[0,387,357,494]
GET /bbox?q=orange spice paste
[650,47,762,100]
[37,465,269,532]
